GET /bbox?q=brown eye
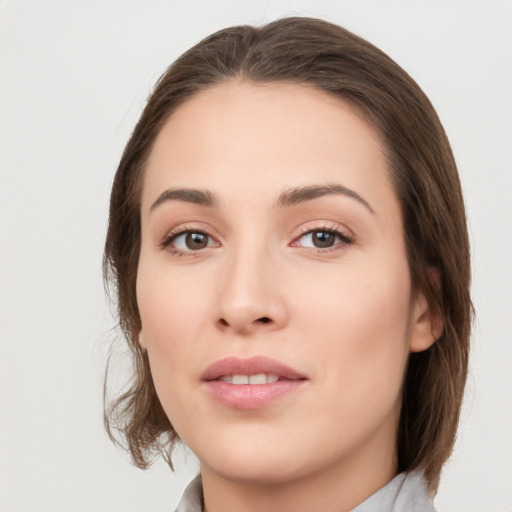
[185,232,208,250]
[299,230,339,248]
[311,231,337,248]
[169,231,215,251]
[296,229,353,250]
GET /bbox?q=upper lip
[201,356,307,382]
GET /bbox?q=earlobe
[409,287,444,353]
[138,329,146,350]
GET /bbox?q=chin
[187,425,313,485]
[201,451,311,486]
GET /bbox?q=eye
[296,228,353,250]
[163,230,218,252]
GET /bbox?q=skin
[136,81,441,512]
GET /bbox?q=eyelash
[159,224,354,257]
[159,226,214,257]
[293,224,354,253]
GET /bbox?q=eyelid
[293,221,353,239]
[290,222,355,251]
[172,231,216,249]
[159,223,221,254]
[157,221,354,256]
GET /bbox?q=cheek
[136,278,201,438]
[135,262,212,404]
[290,265,412,453]
[295,257,413,390]
[137,256,212,340]
[298,255,411,331]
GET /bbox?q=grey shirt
[175,470,436,511]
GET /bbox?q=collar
[175,471,436,512]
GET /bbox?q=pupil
[186,232,208,250]
[313,231,334,248]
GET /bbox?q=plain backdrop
[1,1,511,511]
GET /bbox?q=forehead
[142,81,393,215]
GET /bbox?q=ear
[409,269,444,353]
[138,329,147,350]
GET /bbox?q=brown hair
[103,16,471,491]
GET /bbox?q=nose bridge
[216,233,286,332]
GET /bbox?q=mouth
[201,356,307,409]
[201,355,307,382]
[218,373,281,384]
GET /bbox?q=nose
[215,245,288,334]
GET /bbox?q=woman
[104,17,471,511]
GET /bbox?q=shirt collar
[174,471,435,512]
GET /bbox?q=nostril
[217,316,272,328]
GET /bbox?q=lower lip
[203,380,306,410]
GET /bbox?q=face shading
[136,81,438,499]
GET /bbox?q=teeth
[219,374,280,385]
[249,373,266,385]
[232,374,249,385]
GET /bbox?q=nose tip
[219,316,271,327]
[215,252,288,334]
[218,307,280,333]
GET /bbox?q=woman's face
[137,82,436,486]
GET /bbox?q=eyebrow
[276,184,374,213]
[150,188,216,211]
[149,183,374,214]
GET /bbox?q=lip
[201,356,308,410]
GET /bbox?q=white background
[1,1,511,511]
